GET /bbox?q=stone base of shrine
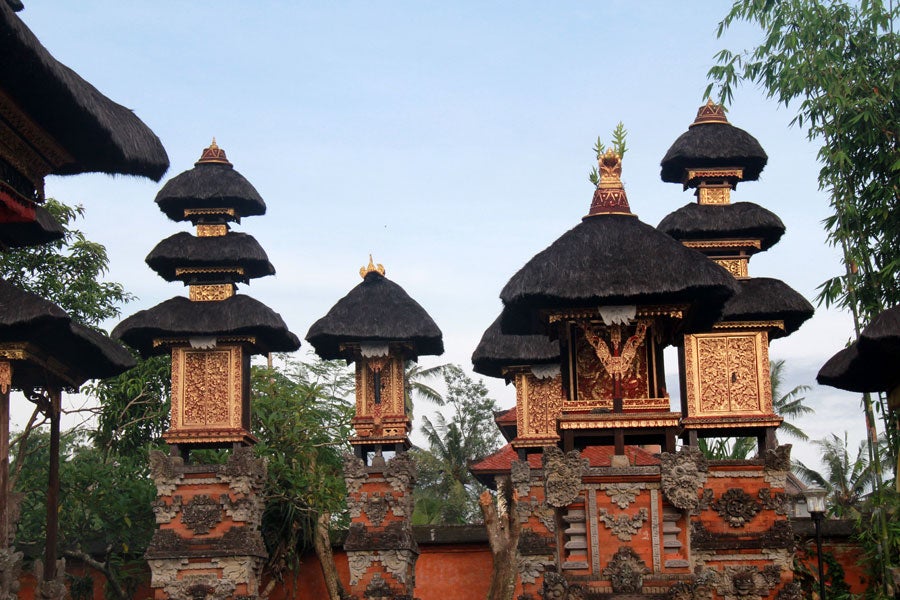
[145,447,267,600]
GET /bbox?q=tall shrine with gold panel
[113,142,299,600]
[499,150,737,456]
[659,102,813,449]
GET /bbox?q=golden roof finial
[360,254,386,279]
[586,149,632,217]
[196,137,232,166]
[691,99,729,127]
[598,148,623,188]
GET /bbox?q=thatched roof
[145,232,275,282]
[113,295,300,358]
[0,3,168,180]
[155,162,266,222]
[721,277,814,338]
[816,342,897,393]
[0,200,64,248]
[660,104,767,183]
[0,278,134,386]
[306,272,443,361]
[472,314,558,379]
[818,305,900,393]
[657,202,785,251]
[499,215,739,335]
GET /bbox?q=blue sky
[15,2,873,473]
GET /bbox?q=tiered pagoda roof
[306,258,444,361]
[818,305,900,393]
[471,314,558,379]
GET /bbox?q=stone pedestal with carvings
[343,452,418,600]
[145,448,266,600]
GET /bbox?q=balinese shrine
[113,142,300,599]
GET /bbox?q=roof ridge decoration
[359,254,386,279]
[690,99,729,127]
[195,137,232,167]
[585,149,633,218]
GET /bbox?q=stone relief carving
[510,460,532,497]
[223,446,267,494]
[348,553,373,586]
[515,496,555,532]
[344,453,367,494]
[696,488,715,514]
[223,494,264,523]
[181,494,222,535]
[149,450,183,496]
[758,488,789,515]
[602,547,649,594]
[367,495,389,527]
[666,581,695,600]
[660,447,708,511]
[378,550,414,584]
[517,529,555,555]
[541,572,586,600]
[775,582,802,600]
[717,565,779,600]
[764,445,791,473]
[542,446,587,508]
[712,488,761,528]
[603,482,642,508]
[383,452,416,492]
[152,496,182,524]
[164,576,236,600]
[597,508,648,541]
[516,555,548,585]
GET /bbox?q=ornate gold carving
[183,208,237,218]
[0,361,11,393]
[359,254,386,279]
[686,168,744,181]
[175,266,245,276]
[0,345,27,361]
[152,336,256,348]
[514,372,563,443]
[682,239,762,251]
[570,320,651,404]
[189,284,235,301]
[196,224,227,237]
[698,186,731,205]
[714,257,749,278]
[557,413,681,430]
[168,345,247,443]
[712,320,784,331]
[683,332,775,421]
[353,354,407,441]
[548,305,686,323]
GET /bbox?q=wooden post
[0,361,10,550]
[44,387,61,581]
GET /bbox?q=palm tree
[794,432,878,518]
[404,361,448,419]
[770,359,814,442]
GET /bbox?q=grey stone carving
[181,494,222,535]
[660,447,708,512]
[541,572,586,600]
[383,452,415,492]
[602,547,649,594]
[511,460,532,497]
[597,508,648,541]
[344,453,367,495]
[542,446,586,508]
[712,488,761,528]
[604,482,642,508]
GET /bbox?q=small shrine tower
[307,260,443,600]
[114,141,300,600]
[659,101,814,451]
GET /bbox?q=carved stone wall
[343,452,418,599]
[510,460,555,599]
[146,448,266,600]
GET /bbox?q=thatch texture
[471,314,558,379]
[817,342,897,393]
[113,295,300,358]
[660,122,767,183]
[0,3,168,180]
[657,202,785,251]
[0,278,134,386]
[499,215,739,335]
[306,272,443,360]
[0,202,64,247]
[155,163,265,222]
[145,232,275,282]
[721,277,814,337]
[859,305,900,357]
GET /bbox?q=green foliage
[411,365,501,524]
[250,355,354,576]
[853,486,900,600]
[792,542,855,600]
[795,432,878,518]
[588,122,628,186]
[0,199,133,327]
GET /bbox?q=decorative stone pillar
[510,460,556,600]
[343,452,417,599]
[145,448,266,600]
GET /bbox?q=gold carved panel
[713,258,749,278]
[698,187,730,205]
[353,354,408,441]
[514,372,562,444]
[169,345,246,440]
[0,361,11,394]
[684,332,773,418]
[189,284,235,301]
[196,224,227,237]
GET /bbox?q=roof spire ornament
[360,254,386,279]
[586,149,632,217]
[195,137,233,167]
[690,99,729,126]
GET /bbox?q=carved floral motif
[660,447,708,511]
[604,482,642,508]
[712,488,761,528]
[602,546,649,594]
[181,494,222,535]
[542,446,586,508]
[597,508,647,541]
[384,452,416,492]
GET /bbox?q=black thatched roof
[306,272,444,360]
[817,342,897,393]
[155,163,266,222]
[0,278,134,386]
[0,201,64,248]
[499,215,739,335]
[113,295,300,358]
[660,113,767,184]
[720,277,814,337]
[145,232,275,282]
[0,4,168,180]
[859,305,900,358]
[472,314,559,379]
[657,202,785,251]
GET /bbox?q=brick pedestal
[145,447,266,600]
